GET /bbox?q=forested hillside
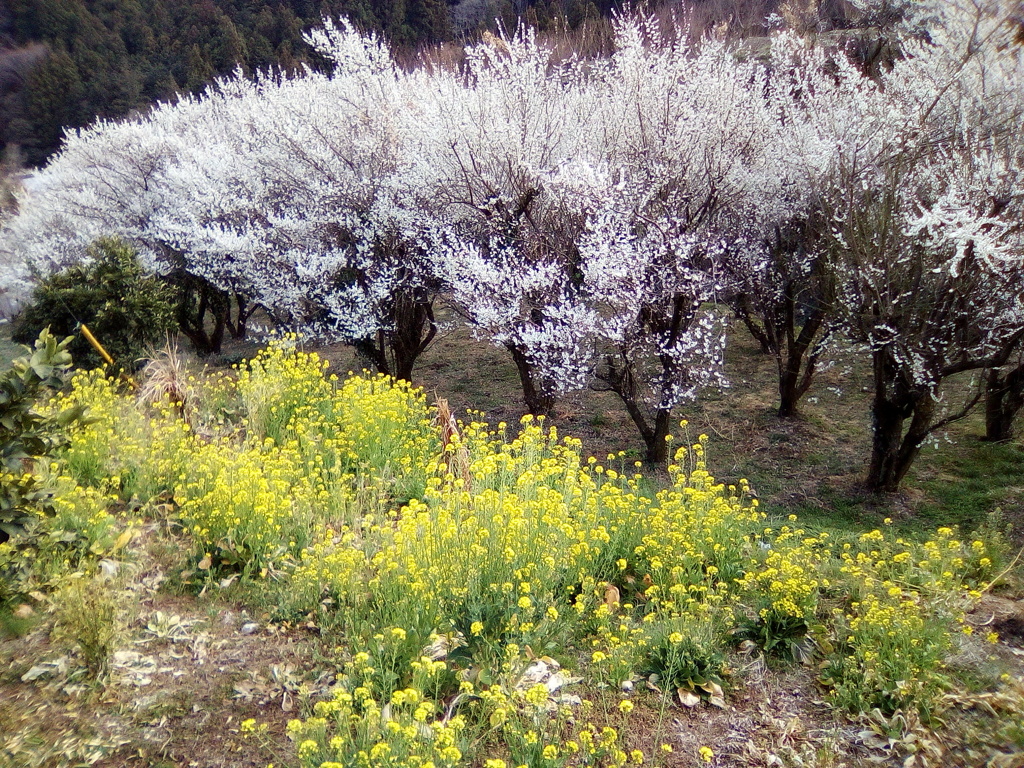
[0,0,629,166]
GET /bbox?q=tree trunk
[354,334,391,377]
[507,343,555,416]
[777,345,819,418]
[776,284,826,419]
[984,366,1024,442]
[351,295,436,382]
[176,275,228,356]
[777,358,803,418]
[644,409,674,464]
[389,294,436,382]
[866,350,932,493]
[734,294,773,355]
[227,293,253,340]
[208,291,227,354]
[594,349,678,465]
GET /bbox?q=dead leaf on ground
[604,584,620,612]
[678,688,700,708]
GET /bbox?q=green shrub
[0,329,86,544]
[0,477,121,606]
[12,237,177,370]
[641,617,727,703]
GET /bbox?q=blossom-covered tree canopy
[2,0,1022,481]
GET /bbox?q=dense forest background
[0,0,638,166]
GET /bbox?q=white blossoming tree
[1,22,442,375]
[574,20,784,463]
[825,0,1024,491]
[4,6,1022,479]
[416,30,603,414]
[0,91,251,354]
[720,32,891,418]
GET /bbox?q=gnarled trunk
[733,277,830,419]
[226,293,254,340]
[776,297,826,418]
[390,294,436,382]
[984,365,1024,442]
[734,294,773,355]
[866,350,934,493]
[595,294,697,465]
[353,294,437,382]
[644,409,674,465]
[595,352,675,464]
[506,343,555,416]
[176,274,229,356]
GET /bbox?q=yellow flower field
[3,338,1017,767]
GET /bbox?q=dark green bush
[12,238,177,370]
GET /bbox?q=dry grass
[0,523,313,768]
[137,337,198,424]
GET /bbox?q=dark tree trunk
[777,362,804,418]
[645,409,674,465]
[352,294,437,382]
[734,294,773,355]
[208,294,227,353]
[507,343,555,416]
[226,293,254,340]
[354,333,391,377]
[595,294,695,466]
[984,365,1024,442]
[776,310,824,418]
[176,274,229,356]
[389,294,436,382]
[866,350,933,493]
[595,352,672,464]
[732,277,830,419]
[775,277,827,418]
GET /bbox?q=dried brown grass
[434,395,472,487]
[137,336,196,424]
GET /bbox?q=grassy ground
[3,317,1024,768]
[0,323,22,372]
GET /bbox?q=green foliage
[734,611,814,661]
[0,477,122,606]
[0,328,85,542]
[820,590,952,720]
[13,238,177,370]
[642,623,726,701]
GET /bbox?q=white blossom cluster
[1,1,1022,456]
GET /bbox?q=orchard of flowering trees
[2,0,1023,490]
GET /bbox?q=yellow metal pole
[79,323,115,366]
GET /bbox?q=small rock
[13,604,34,619]
[240,622,260,635]
[620,679,634,692]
